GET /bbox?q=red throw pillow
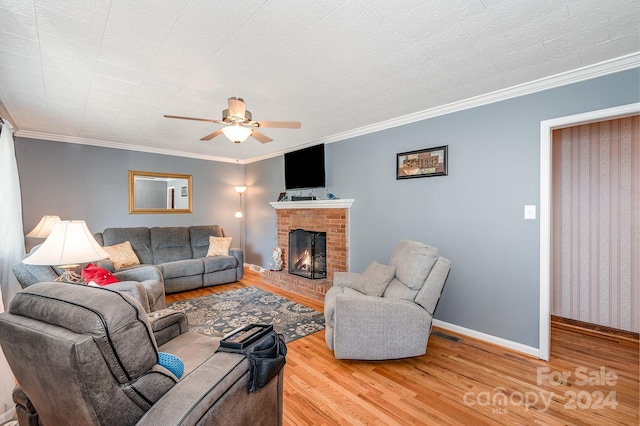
[82,263,119,286]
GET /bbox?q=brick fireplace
[262,199,354,300]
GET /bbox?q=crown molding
[14,130,242,164]
[322,53,640,142]
[243,53,639,164]
[15,53,639,165]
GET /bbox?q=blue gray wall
[245,68,640,348]
[15,138,245,249]
[14,69,639,348]
[244,155,283,264]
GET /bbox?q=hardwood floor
[166,271,639,426]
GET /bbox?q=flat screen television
[284,144,325,190]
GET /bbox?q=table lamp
[26,215,61,238]
[22,220,109,283]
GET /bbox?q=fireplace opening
[288,229,327,279]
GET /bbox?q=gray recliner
[12,245,166,312]
[324,239,451,360]
[0,282,284,425]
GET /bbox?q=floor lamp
[234,186,246,252]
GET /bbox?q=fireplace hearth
[288,229,326,279]
[264,199,353,300]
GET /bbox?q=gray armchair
[324,240,451,360]
[12,246,166,312]
[0,282,284,425]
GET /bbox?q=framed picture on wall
[396,145,448,179]
[181,186,188,197]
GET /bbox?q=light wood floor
[166,271,639,426]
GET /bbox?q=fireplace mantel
[263,198,353,300]
[269,199,354,209]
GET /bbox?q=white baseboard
[244,263,265,273]
[242,263,542,359]
[432,319,541,359]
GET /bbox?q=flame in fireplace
[294,249,312,271]
[288,228,327,279]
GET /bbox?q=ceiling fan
[164,97,301,144]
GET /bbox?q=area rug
[167,286,324,342]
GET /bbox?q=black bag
[216,325,287,393]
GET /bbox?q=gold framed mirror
[129,170,193,214]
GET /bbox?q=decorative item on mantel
[275,190,339,203]
[270,247,283,271]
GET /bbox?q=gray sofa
[0,282,284,425]
[94,225,244,294]
[12,253,166,312]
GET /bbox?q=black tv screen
[284,144,325,190]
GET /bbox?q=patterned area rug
[167,286,325,342]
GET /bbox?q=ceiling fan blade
[228,98,246,119]
[164,114,216,123]
[200,129,223,141]
[255,120,301,129]
[251,130,273,144]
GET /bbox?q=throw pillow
[157,352,184,379]
[351,261,396,297]
[81,263,119,286]
[102,241,140,270]
[207,236,232,257]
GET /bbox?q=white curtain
[0,118,23,422]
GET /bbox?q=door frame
[538,102,640,360]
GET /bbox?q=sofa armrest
[113,266,166,312]
[333,271,359,288]
[230,248,244,280]
[148,309,189,346]
[94,258,115,272]
[105,281,151,313]
[114,265,163,283]
[333,294,431,360]
[136,352,283,426]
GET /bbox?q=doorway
[551,116,638,332]
[167,187,175,209]
[538,102,639,361]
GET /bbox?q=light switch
[524,205,536,220]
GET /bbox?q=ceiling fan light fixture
[222,125,252,143]
[165,97,300,143]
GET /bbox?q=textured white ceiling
[0,0,638,163]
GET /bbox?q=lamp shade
[23,220,109,266]
[234,186,247,193]
[222,125,252,143]
[26,215,61,238]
